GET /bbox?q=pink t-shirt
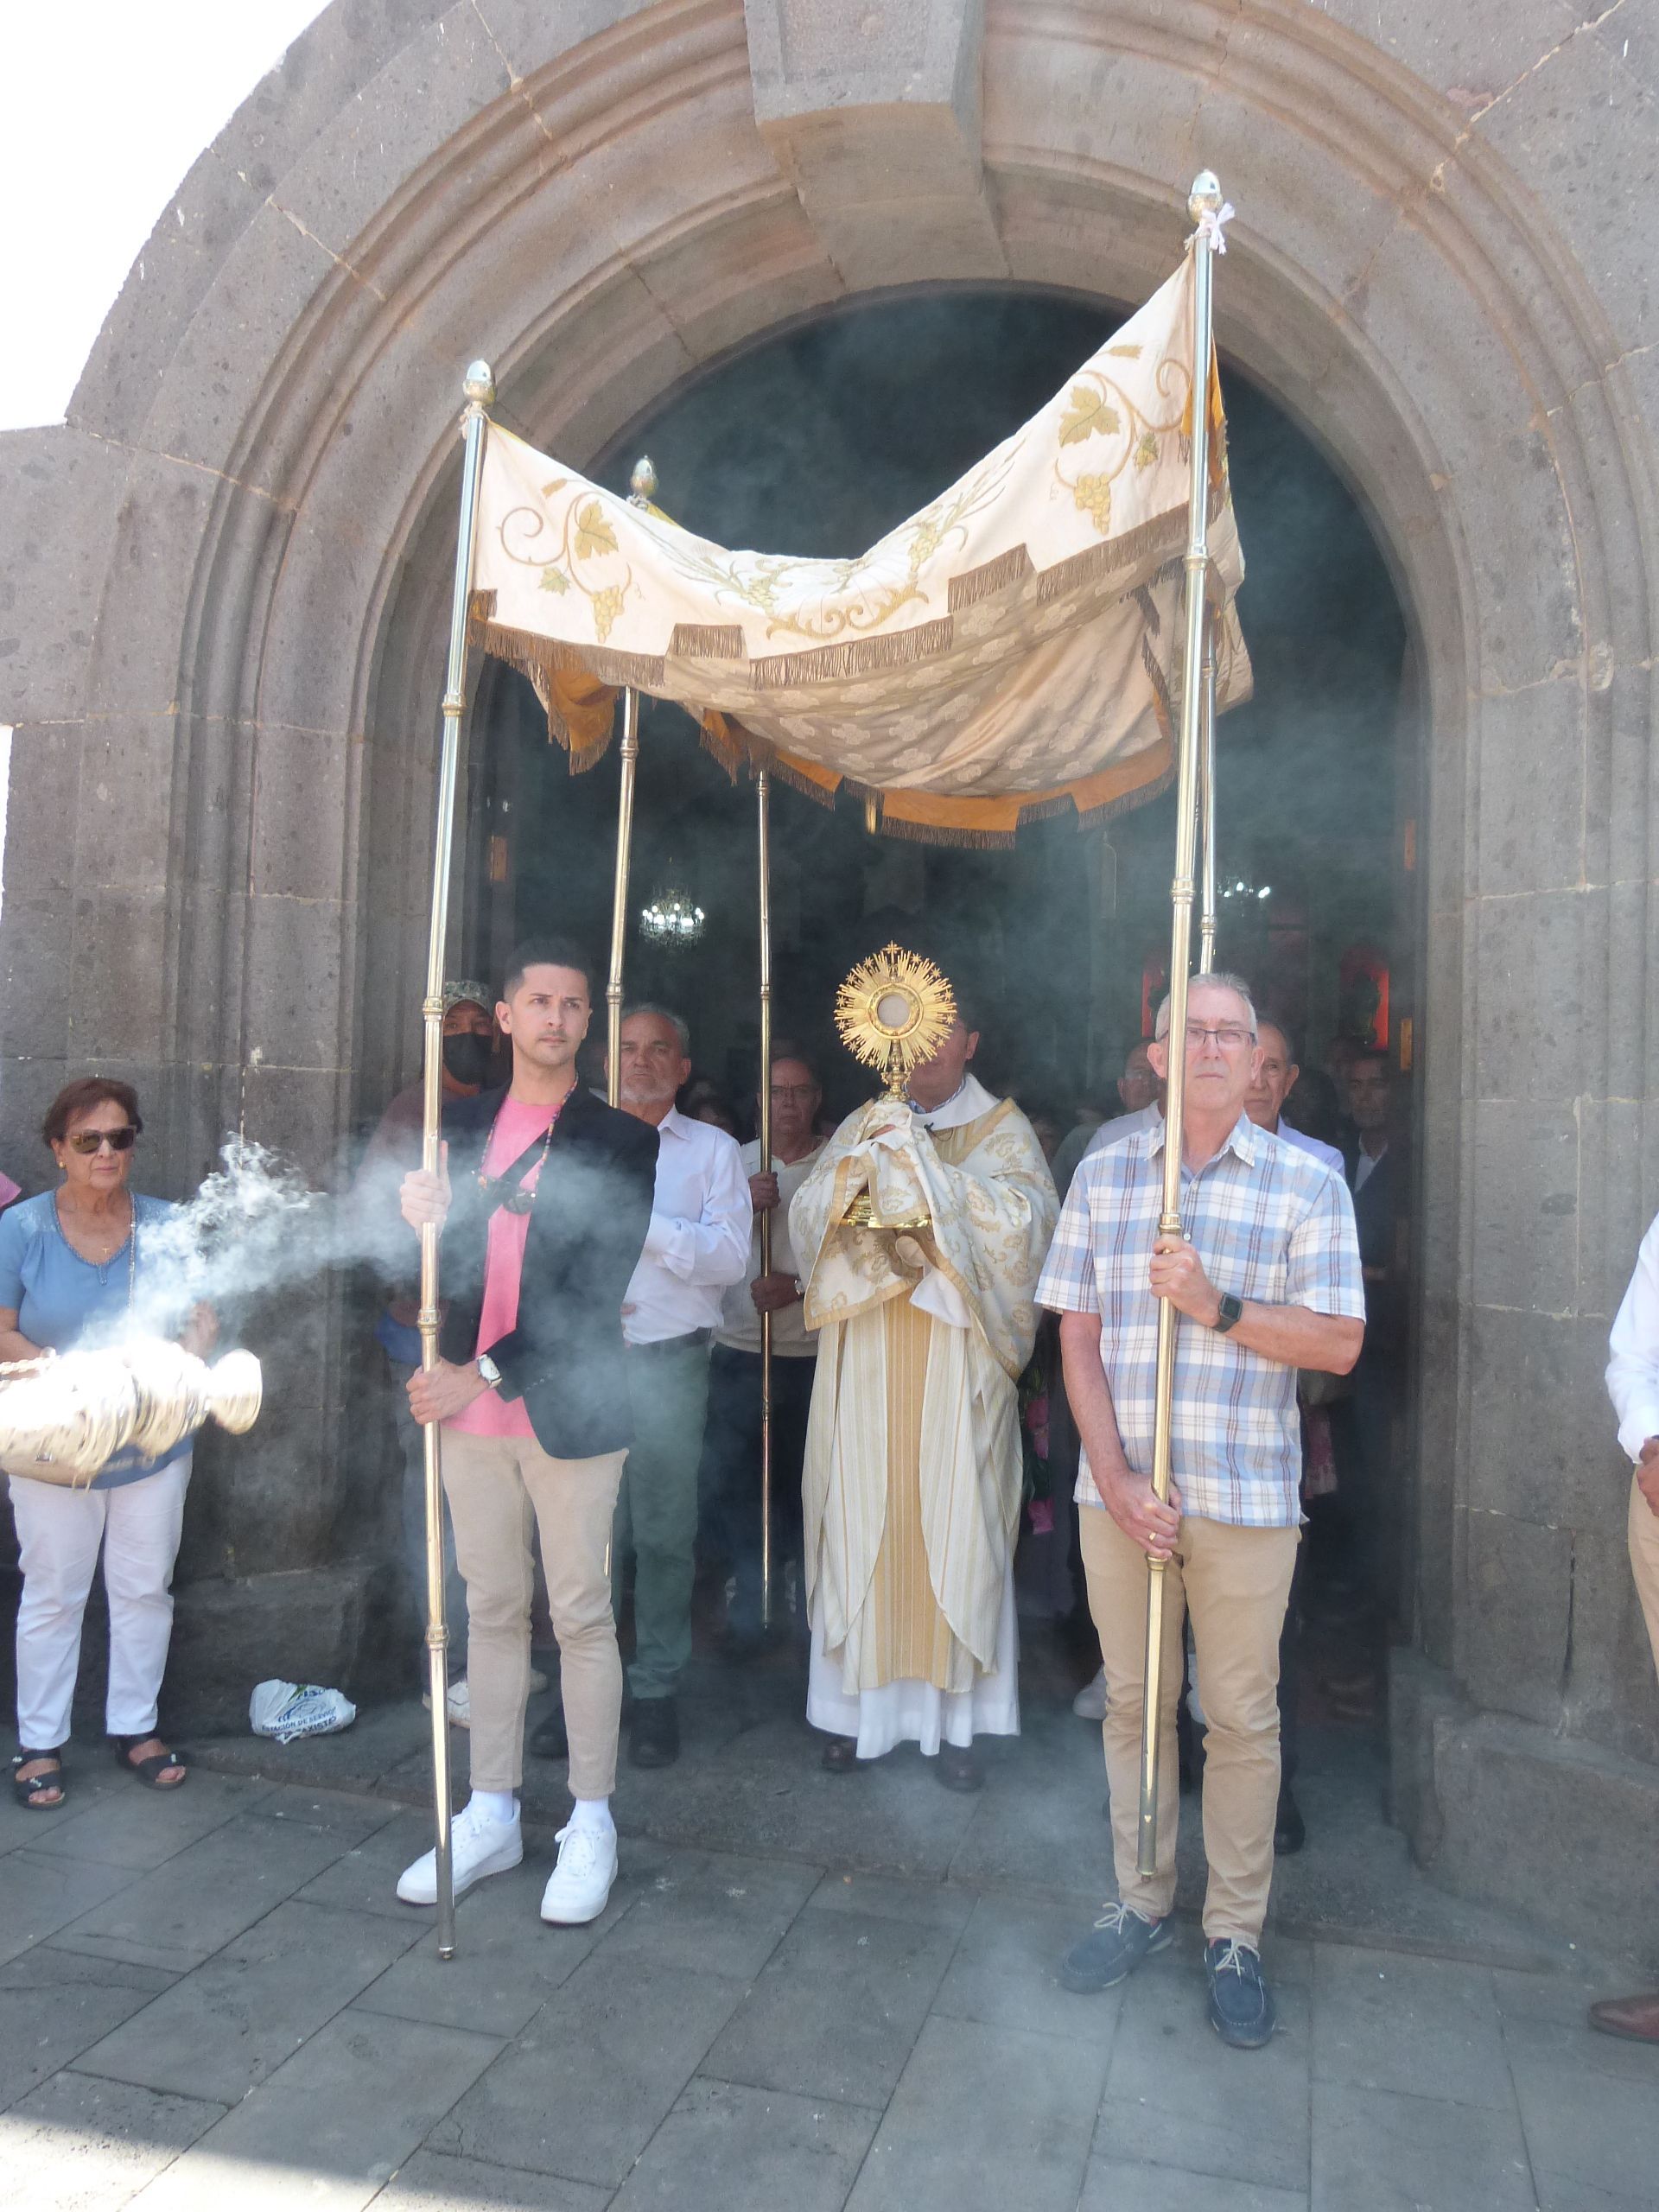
[448,1095,560,1439]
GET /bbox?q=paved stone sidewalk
[2,1736,1656,2212]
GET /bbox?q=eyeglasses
[770,1084,818,1103]
[67,1127,137,1155]
[1184,1024,1254,1050]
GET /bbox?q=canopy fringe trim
[748,617,957,689]
[948,546,1033,610]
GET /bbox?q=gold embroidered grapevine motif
[497,479,637,644]
[649,442,1024,647]
[1052,356,1192,539]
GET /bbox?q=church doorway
[459,286,1419,1814]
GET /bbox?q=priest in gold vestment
[790,1014,1058,1789]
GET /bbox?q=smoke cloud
[80,1136,416,1351]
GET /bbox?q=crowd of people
[7,934,1659,2052]
[362,939,1376,2048]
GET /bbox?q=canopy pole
[605,456,658,1105]
[1198,611,1218,976]
[1138,174,1225,1880]
[756,772,775,1629]
[421,359,494,1960]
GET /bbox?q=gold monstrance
[834,945,956,1230]
[835,944,957,1096]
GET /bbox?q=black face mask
[442,1033,494,1087]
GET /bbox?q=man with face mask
[358,982,501,1712]
[791,963,1058,1793]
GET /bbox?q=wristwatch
[1213,1293,1243,1335]
[476,1352,504,1389]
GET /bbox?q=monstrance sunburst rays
[834,944,957,1098]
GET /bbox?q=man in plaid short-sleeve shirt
[1038,972,1363,2050]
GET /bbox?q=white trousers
[9,1452,192,1750]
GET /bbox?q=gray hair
[620,1001,691,1055]
[1154,971,1258,1040]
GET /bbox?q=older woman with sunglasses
[1,1077,215,1809]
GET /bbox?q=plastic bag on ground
[249,1678,357,1744]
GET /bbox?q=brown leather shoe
[935,1744,983,1794]
[629,1694,679,1769]
[1587,1992,1659,2043]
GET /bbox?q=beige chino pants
[1080,1503,1299,1947]
[439,1425,626,1799]
[1630,1470,1659,1672]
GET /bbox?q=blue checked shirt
[1036,1112,1364,1527]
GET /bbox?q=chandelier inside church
[639,870,706,948]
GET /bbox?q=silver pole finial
[1188,171,1223,224]
[629,454,658,505]
[462,359,496,404]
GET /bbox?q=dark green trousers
[613,1336,711,1700]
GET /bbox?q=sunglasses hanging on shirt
[474,1102,563,1217]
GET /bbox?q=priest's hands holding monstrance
[838,1105,934,1238]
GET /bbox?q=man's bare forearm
[1227,1301,1362,1374]
[1058,1311,1133,1484]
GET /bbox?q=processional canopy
[465,238,1249,848]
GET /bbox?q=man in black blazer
[392,936,657,1929]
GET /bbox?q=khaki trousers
[1080,1504,1299,1947]
[1630,1471,1659,1672]
[439,1426,626,1799]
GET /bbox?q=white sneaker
[1072,1666,1109,1721]
[396,1800,523,1905]
[420,1677,473,1728]
[539,1822,617,1925]
[424,1672,545,1723]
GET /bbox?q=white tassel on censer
[0,1340,262,1484]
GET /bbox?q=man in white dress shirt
[1240,1013,1343,1858]
[605,1005,751,1767]
[1592,1216,1659,2043]
[1246,1018,1344,1175]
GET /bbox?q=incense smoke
[79,1136,411,1352]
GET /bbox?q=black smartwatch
[1213,1292,1243,1334]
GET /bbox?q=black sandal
[111,1734,188,1789]
[10,1750,66,1809]
[820,1734,860,1774]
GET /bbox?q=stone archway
[2,0,1653,1936]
